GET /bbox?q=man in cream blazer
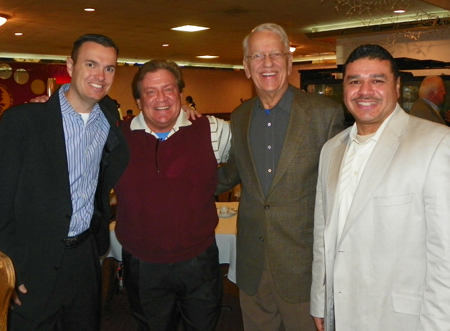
[311,44,450,331]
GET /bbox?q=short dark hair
[71,34,119,63]
[343,44,399,80]
[132,59,185,100]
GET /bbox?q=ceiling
[0,0,448,68]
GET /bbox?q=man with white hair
[409,75,447,124]
[217,23,345,330]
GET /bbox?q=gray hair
[242,23,290,59]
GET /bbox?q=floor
[100,260,244,331]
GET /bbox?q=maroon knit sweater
[114,117,219,263]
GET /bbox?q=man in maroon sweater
[114,59,231,331]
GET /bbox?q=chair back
[0,251,15,331]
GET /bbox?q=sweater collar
[129,109,191,140]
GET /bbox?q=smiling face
[343,58,400,135]
[137,69,182,133]
[66,41,117,113]
[243,30,292,107]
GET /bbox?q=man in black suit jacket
[0,34,129,330]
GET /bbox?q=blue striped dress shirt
[59,84,110,236]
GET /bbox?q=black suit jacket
[0,90,129,318]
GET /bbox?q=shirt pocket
[392,291,422,315]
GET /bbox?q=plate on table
[217,209,237,218]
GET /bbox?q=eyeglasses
[246,52,290,62]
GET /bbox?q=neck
[257,84,289,109]
[65,89,95,114]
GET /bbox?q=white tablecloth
[105,201,238,283]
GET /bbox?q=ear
[66,57,74,77]
[243,59,251,79]
[136,99,142,110]
[287,53,293,76]
[395,77,401,99]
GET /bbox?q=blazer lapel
[339,107,408,243]
[41,93,71,192]
[268,90,312,195]
[326,134,349,227]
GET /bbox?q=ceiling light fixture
[0,13,11,26]
[171,25,209,32]
[15,32,23,36]
[196,55,219,59]
[84,8,95,12]
[290,46,297,52]
[394,9,406,13]
[162,44,169,47]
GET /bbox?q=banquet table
[105,201,238,283]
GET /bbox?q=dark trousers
[9,236,101,331]
[122,241,223,331]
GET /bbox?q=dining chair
[0,250,15,331]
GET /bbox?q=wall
[108,65,255,118]
[0,60,303,118]
[0,62,70,114]
[110,63,302,118]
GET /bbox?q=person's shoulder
[230,97,255,119]
[292,87,340,107]
[2,101,48,121]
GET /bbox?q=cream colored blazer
[311,105,450,330]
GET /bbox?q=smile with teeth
[262,72,276,77]
[89,83,103,89]
[356,100,378,106]
[155,106,170,110]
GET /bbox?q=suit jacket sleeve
[310,146,327,318]
[419,132,450,330]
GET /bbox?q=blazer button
[264,205,270,210]
[53,266,59,271]
[259,236,265,242]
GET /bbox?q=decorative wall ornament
[322,0,450,43]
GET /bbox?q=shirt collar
[59,83,102,117]
[253,84,293,117]
[422,98,439,111]
[130,108,191,140]
[349,103,399,144]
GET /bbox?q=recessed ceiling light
[290,46,296,52]
[394,9,405,13]
[84,8,95,12]
[162,44,169,47]
[171,25,209,32]
[0,13,11,26]
[15,32,23,36]
[196,55,219,59]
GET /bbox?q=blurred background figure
[409,76,447,125]
[123,109,135,121]
[186,95,196,110]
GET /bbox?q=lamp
[0,14,10,26]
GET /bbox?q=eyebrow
[346,73,387,80]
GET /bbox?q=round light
[0,16,7,26]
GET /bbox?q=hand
[313,316,325,331]
[182,105,202,120]
[11,284,27,307]
[445,110,450,123]
[29,95,49,103]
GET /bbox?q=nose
[95,68,105,81]
[262,54,275,66]
[358,81,374,95]
[156,90,167,101]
